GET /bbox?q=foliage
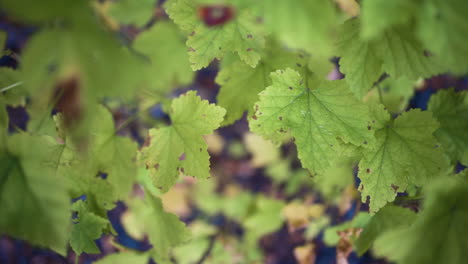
[0,0,467,263]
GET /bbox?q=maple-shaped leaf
[108,0,155,27]
[134,21,194,92]
[138,91,225,192]
[428,89,468,165]
[360,0,468,74]
[54,105,138,202]
[250,68,373,174]
[373,176,468,264]
[128,193,190,261]
[0,134,70,255]
[358,106,450,213]
[216,42,306,125]
[336,19,441,99]
[354,205,417,255]
[165,0,265,70]
[70,200,108,256]
[263,0,337,56]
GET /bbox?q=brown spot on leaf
[367,125,372,130]
[246,48,252,52]
[247,34,253,38]
[53,76,82,128]
[252,115,258,120]
[278,116,283,121]
[391,184,399,192]
[366,168,371,173]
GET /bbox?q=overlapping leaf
[216,42,306,125]
[70,200,108,256]
[128,194,191,261]
[0,134,70,254]
[336,19,441,98]
[134,21,194,92]
[354,205,417,255]
[428,89,468,165]
[250,68,373,174]
[262,0,337,56]
[138,91,225,192]
[358,106,450,213]
[165,0,265,70]
[95,252,149,264]
[360,0,468,74]
[108,0,155,27]
[53,105,138,211]
[374,176,468,264]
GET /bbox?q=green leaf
[244,196,284,237]
[365,77,415,114]
[0,134,70,254]
[21,26,141,103]
[316,158,355,199]
[0,31,6,48]
[0,68,26,106]
[0,103,7,142]
[374,176,468,264]
[109,0,155,27]
[323,212,372,246]
[418,0,468,74]
[138,91,225,192]
[58,105,138,201]
[354,205,417,255]
[70,200,108,255]
[165,0,265,70]
[263,0,337,56]
[216,42,305,125]
[358,107,450,213]
[428,89,468,165]
[128,194,190,260]
[360,0,418,39]
[337,19,441,98]
[134,21,194,92]
[0,0,89,24]
[250,68,373,174]
[94,252,149,264]
[87,111,139,200]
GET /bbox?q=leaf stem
[0,81,23,93]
